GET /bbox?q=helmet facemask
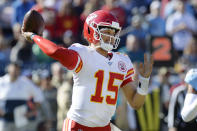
[90,22,121,51]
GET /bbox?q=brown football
[22,10,45,35]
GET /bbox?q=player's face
[100,28,116,45]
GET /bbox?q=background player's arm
[22,32,79,70]
[122,54,154,110]
[181,84,197,122]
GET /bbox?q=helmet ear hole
[88,27,91,34]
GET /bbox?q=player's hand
[139,54,154,78]
[21,27,34,43]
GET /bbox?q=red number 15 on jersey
[90,70,124,105]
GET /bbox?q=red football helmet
[83,10,121,51]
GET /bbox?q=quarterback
[22,10,154,131]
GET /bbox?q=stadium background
[0,0,197,130]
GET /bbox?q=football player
[181,68,197,122]
[22,10,154,131]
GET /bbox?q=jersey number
[90,70,124,105]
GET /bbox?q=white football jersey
[67,43,134,127]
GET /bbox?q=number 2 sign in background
[150,37,174,67]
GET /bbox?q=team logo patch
[118,61,127,72]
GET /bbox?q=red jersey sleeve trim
[125,68,134,78]
[125,71,134,78]
[75,56,83,73]
[120,77,133,88]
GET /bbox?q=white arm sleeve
[181,93,197,122]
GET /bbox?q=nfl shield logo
[108,61,113,66]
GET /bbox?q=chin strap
[137,75,150,95]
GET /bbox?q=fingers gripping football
[22,10,45,35]
[21,10,45,42]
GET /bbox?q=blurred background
[0,0,197,131]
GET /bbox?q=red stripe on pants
[62,118,111,131]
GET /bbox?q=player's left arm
[122,54,154,110]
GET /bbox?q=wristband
[137,75,150,95]
[30,33,36,41]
